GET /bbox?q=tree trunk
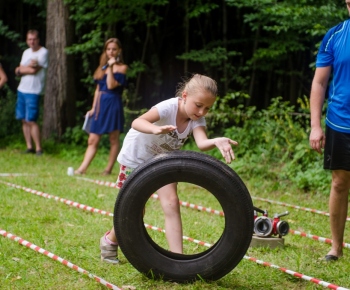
[135,24,151,100]
[246,26,260,106]
[184,0,189,75]
[43,0,76,140]
[222,0,228,94]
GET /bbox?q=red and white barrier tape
[243,255,348,290]
[144,223,349,289]
[0,180,113,217]
[251,196,350,221]
[0,229,120,290]
[289,230,350,249]
[75,177,225,216]
[76,176,119,188]
[73,177,350,249]
[76,177,345,221]
[3,180,349,289]
[144,223,213,248]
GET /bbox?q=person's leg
[103,130,120,174]
[75,133,101,174]
[26,93,41,152]
[157,183,183,253]
[100,226,119,264]
[107,227,118,244]
[28,121,42,152]
[327,170,350,258]
[16,92,33,151]
[22,121,33,150]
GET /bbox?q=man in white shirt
[15,29,48,155]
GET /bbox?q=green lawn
[0,146,349,290]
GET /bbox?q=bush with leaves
[0,87,22,143]
[185,95,330,195]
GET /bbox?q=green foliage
[0,21,25,49]
[177,47,240,67]
[186,95,330,194]
[187,2,219,18]
[61,125,89,146]
[225,0,347,71]
[0,87,21,140]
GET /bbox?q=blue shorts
[15,91,40,122]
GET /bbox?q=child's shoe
[100,232,119,264]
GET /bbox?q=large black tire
[114,150,253,282]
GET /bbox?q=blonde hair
[93,38,124,80]
[176,74,217,98]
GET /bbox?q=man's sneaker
[100,234,119,264]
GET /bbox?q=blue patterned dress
[90,73,126,134]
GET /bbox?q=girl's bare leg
[76,133,101,173]
[104,130,120,174]
[157,183,183,253]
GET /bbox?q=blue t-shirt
[316,19,350,133]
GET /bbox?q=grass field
[0,145,349,290]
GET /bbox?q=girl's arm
[132,107,177,135]
[193,126,238,164]
[106,60,128,89]
[88,85,100,116]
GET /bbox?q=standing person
[75,38,127,175]
[0,63,8,89]
[15,29,48,155]
[309,1,350,262]
[100,74,238,264]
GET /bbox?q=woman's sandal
[74,169,85,175]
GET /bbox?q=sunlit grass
[0,145,349,289]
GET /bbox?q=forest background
[0,0,348,194]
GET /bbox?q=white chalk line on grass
[0,173,37,176]
[76,177,350,250]
[0,229,120,290]
[2,180,349,289]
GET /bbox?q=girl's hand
[214,137,238,164]
[152,125,177,135]
[87,108,95,117]
[108,57,116,67]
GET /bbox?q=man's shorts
[15,91,40,122]
[116,164,134,189]
[324,125,350,171]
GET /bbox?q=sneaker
[100,233,119,264]
[22,148,35,154]
[36,150,43,156]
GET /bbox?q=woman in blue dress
[75,38,128,175]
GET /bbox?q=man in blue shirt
[309,1,350,261]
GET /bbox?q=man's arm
[15,64,41,76]
[309,66,331,153]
